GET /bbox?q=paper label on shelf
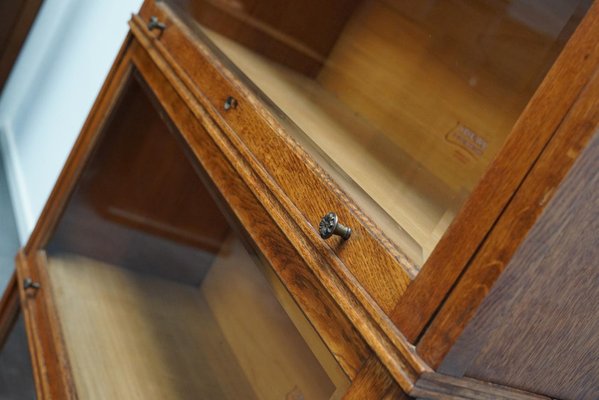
[445,123,488,161]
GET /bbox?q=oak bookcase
[1,0,598,398]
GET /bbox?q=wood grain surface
[418,63,599,372]
[342,358,403,400]
[438,126,599,399]
[411,372,550,400]
[16,251,78,399]
[392,0,599,343]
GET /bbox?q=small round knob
[147,16,166,32]
[224,96,238,111]
[319,212,351,240]
[23,278,40,291]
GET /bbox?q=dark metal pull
[147,16,166,32]
[224,96,238,111]
[319,212,352,240]
[23,278,40,291]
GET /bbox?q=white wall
[0,0,143,243]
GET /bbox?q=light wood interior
[47,235,349,400]
[199,0,587,262]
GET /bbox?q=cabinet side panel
[439,129,599,400]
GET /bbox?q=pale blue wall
[0,0,143,243]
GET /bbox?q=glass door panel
[167,0,592,263]
[0,313,36,399]
[44,72,349,399]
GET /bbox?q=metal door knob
[319,212,351,240]
[148,16,166,32]
[224,96,238,111]
[23,278,40,291]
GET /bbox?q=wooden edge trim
[341,358,403,400]
[16,250,78,399]
[416,65,599,367]
[0,272,20,351]
[129,15,430,392]
[15,253,44,398]
[392,0,599,341]
[411,372,551,400]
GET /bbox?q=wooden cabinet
[6,0,599,398]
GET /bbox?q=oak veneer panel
[440,130,599,400]
[342,358,403,400]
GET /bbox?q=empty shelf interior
[47,235,348,400]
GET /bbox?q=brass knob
[319,212,351,240]
[23,278,40,291]
[224,96,238,111]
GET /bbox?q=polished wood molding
[16,251,78,399]
[342,358,403,400]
